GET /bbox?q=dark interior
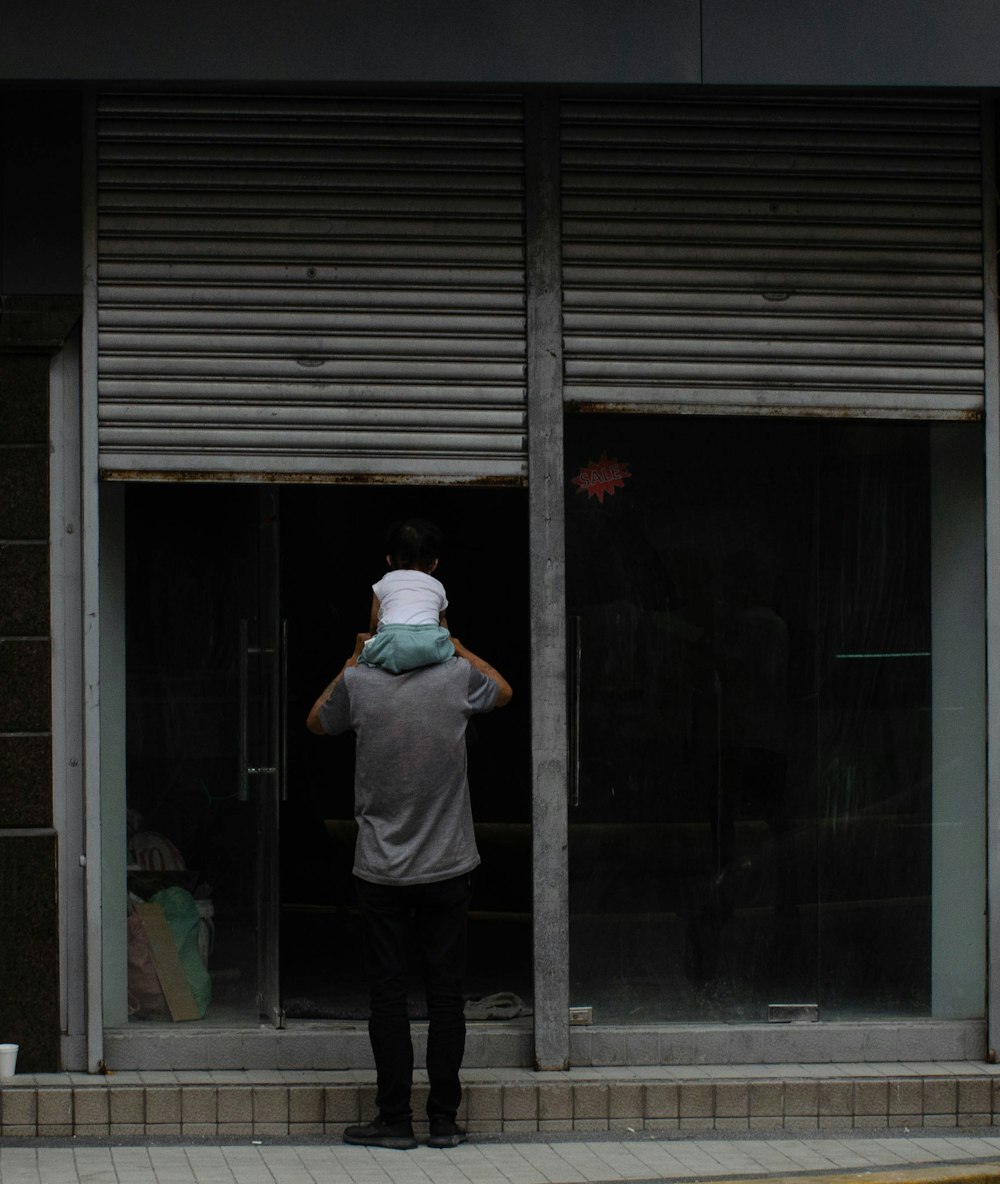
[122,416,938,1027]
[124,483,531,1023]
[564,414,932,1021]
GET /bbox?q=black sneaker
[427,1118,467,1148]
[343,1117,417,1150]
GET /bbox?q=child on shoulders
[358,519,456,674]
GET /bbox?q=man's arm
[450,638,513,708]
[306,632,370,734]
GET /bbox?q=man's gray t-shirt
[318,657,499,886]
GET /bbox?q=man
[306,631,512,1150]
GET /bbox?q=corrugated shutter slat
[97,93,527,479]
[562,94,985,418]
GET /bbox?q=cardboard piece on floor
[135,902,201,1022]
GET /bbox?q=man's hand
[305,633,373,734]
[450,637,513,708]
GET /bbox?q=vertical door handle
[239,618,249,802]
[280,618,289,802]
[568,615,582,807]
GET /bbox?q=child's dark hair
[386,519,444,571]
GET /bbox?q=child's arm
[439,612,449,629]
[368,593,380,634]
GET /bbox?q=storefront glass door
[565,414,984,1024]
[119,483,531,1028]
[123,484,279,1024]
[123,485,282,1022]
[277,486,531,1020]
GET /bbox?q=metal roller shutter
[97,94,527,479]
[562,93,985,418]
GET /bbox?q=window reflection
[566,416,983,1023]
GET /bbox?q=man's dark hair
[386,519,444,571]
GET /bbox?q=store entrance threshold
[3,1052,999,1139]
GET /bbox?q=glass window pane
[124,485,262,1024]
[565,415,984,1024]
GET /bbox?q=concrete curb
[695,1164,1000,1184]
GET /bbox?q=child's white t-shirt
[373,569,448,628]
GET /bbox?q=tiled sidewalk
[2,1133,1000,1184]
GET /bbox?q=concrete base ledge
[98,1019,987,1073]
[3,1065,1000,1139]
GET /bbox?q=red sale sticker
[571,451,632,504]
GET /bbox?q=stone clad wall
[0,328,57,1070]
[0,352,53,829]
[0,303,79,1071]
[1,90,84,1073]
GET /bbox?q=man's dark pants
[355,872,472,1126]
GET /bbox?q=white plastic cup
[0,1044,18,1078]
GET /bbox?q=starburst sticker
[571,451,632,504]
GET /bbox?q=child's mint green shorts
[358,623,455,674]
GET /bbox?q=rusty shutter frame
[96,94,527,480]
[561,92,985,419]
